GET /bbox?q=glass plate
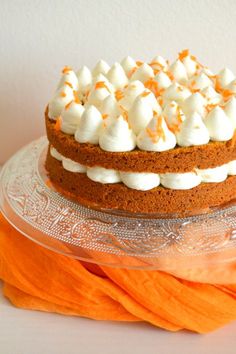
[1,136,236,270]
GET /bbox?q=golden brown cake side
[45,111,236,173]
[45,148,236,215]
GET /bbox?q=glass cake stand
[1,136,236,272]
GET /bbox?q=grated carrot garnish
[136,61,143,67]
[60,92,66,98]
[65,81,73,88]
[178,49,189,61]
[62,66,72,74]
[102,114,108,120]
[55,116,62,131]
[73,90,81,103]
[65,100,73,110]
[95,81,111,93]
[222,89,234,101]
[146,115,166,143]
[206,104,217,113]
[144,78,164,97]
[141,90,151,97]
[166,71,174,81]
[115,90,124,101]
[127,67,137,78]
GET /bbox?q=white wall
[1,0,236,163]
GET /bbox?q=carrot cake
[45,50,236,215]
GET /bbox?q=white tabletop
[1,166,236,353]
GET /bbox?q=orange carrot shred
[95,81,111,93]
[60,92,66,98]
[178,49,189,61]
[65,100,73,110]
[141,91,151,97]
[115,90,124,101]
[62,66,72,74]
[65,81,73,88]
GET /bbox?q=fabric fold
[1,213,236,333]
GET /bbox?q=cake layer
[46,112,236,173]
[45,148,236,215]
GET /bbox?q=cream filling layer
[50,146,236,191]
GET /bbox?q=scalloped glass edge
[1,136,236,270]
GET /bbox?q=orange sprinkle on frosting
[62,66,72,74]
[95,81,111,93]
[178,49,189,61]
[65,101,73,110]
[65,81,73,89]
[144,78,164,97]
[115,90,124,101]
[127,67,137,78]
[60,92,66,98]
[102,114,108,120]
[146,115,166,143]
[141,90,151,97]
[73,90,81,103]
[136,61,143,67]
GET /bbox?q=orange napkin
[1,213,236,333]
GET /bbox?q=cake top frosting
[48,50,236,153]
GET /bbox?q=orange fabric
[1,213,236,333]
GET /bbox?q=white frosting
[48,85,74,119]
[99,115,136,152]
[160,172,201,190]
[50,146,63,161]
[121,56,137,75]
[87,166,121,183]
[163,101,185,130]
[196,165,228,183]
[87,78,113,108]
[137,115,176,151]
[75,105,103,144]
[128,96,154,134]
[182,92,206,117]
[57,69,78,90]
[130,63,154,83]
[150,55,168,70]
[176,112,210,147]
[100,94,120,119]
[106,62,128,90]
[224,97,236,128]
[77,66,92,93]
[191,72,213,90]
[119,80,145,110]
[169,59,188,84]
[217,68,235,88]
[120,172,160,191]
[61,101,85,134]
[62,157,87,173]
[140,90,161,113]
[163,83,191,103]
[181,56,198,78]
[227,160,236,175]
[154,72,172,89]
[201,86,222,105]
[92,60,110,76]
[205,106,234,141]
[49,54,236,151]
